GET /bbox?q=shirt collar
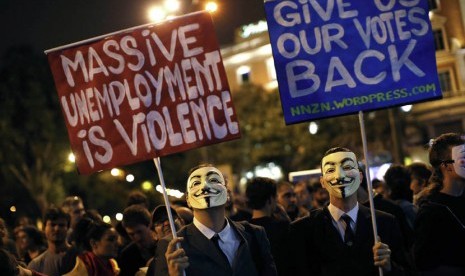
[193,217,231,240]
[328,202,359,223]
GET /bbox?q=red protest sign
[46,12,240,174]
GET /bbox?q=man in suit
[155,164,277,276]
[286,147,410,275]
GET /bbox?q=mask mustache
[194,187,221,197]
[329,177,353,186]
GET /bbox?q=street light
[164,0,181,12]
[204,1,218,13]
[148,6,167,22]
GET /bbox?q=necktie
[341,214,355,246]
[211,234,230,266]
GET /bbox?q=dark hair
[17,226,45,248]
[122,205,151,228]
[43,207,70,229]
[74,217,112,251]
[407,162,432,184]
[428,133,465,190]
[0,249,18,276]
[151,205,179,225]
[126,191,149,208]
[384,164,412,201]
[321,147,355,168]
[62,196,84,213]
[246,177,277,210]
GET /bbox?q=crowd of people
[0,132,464,276]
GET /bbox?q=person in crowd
[294,180,314,215]
[64,218,119,275]
[27,207,78,276]
[0,248,46,276]
[413,133,465,274]
[155,163,277,276]
[225,190,252,221]
[359,168,414,250]
[117,205,156,276]
[126,191,150,210]
[15,226,46,265]
[383,165,417,231]
[246,177,289,275]
[372,179,390,199]
[286,147,410,275]
[151,206,184,242]
[277,181,302,221]
[145,205,185,275]
[0,217,19,257]
[174,207,194,225]
[310,181,329,209]
[62,196,86,245]
[406,162,432,206]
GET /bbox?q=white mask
[321,151,361,198]
[186,166,227,209]
[451,144,465,178]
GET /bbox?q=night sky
[0,0,266,56]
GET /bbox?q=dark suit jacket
[285,205,410,276]
[154,218,277,276]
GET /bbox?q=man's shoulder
[119,242,140,257]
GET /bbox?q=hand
[165,237,189,276]
[372,236,391,272]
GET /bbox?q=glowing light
[111,168,123,177]
[400,105,412,112]
[155,185,184,198]
[115,213,123,221]
[205,1,218,13]
[309,122,318,135]
[240,21,268,38]
[142,181,153,191]
[10,206,16,212]
[164,0,180,12]
[103,216,111,223]
[126,174,135,182]
[68,153,75,163]
[148,6,166,22]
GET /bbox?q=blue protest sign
[264,0,441,124]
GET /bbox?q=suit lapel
[185,224,231,269]
[229,220,248,272]
[354,205,375,247]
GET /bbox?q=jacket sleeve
[253,225,278,276]
[154,238,170,276]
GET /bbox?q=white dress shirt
[193,217,240,266]
[327,202,359,241]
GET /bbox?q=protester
[117,205,156,276]
[310,181,329,209]
[27,207,78,276]
[294,180,314,215]
[62,196,86,245]
[126,191,150,210]
[246,177,289,275]
[276,181,302,221]
[383,165,417,230]
[285,147,410,275]
[413,133,465,274]
[406,162,432,206]
[0,248,46,276]
[15,226,46,265]
[64,218,119,275]
[155,163,277,276]
[0,217,19,257]
[145,205,185,275]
